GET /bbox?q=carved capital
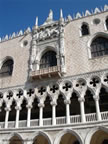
[5,107,11,111]
[78,97,85,102]
[50,101,57,106]
[15,106,22,111]
[38,103,44,108]
[64,99,71,105]
[93,95,99,101]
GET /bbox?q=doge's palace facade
[0,5,108,144]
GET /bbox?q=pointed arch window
[40,51,57,69]
[105,18,108,30]
[91,37,108,57]
[0,59,14,77]
[81,23,89,36]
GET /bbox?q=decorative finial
[60,9,63,18]
[35,16,38,27]
[47,9,53,21]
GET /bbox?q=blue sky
[0,0,107,37]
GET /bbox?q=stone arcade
[0,5,108,144]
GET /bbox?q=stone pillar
[38,103,44,126]
[78,97,86,123]
[30,25,38,71]
[26,105,32,127]
[51,101,57,125]
[59,17,65,74]
[15,106,21,128]
[93,96,101,121]
[64,99,70,124]
[4,107,10,129]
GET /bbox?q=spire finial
[60,9,63,18]
[48,9,53,21]
[35,16,38,27]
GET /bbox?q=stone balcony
[0,111,108,130]
[30,66,61,79]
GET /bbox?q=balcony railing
[0,111,108,129]
[30,66,61,79]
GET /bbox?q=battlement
[0,4,107,43]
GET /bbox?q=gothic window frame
[0,57,14,77]
[80,22,90,37]
[39,50,57,69]
[87,32,108,59]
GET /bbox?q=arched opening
[40,51,57,69]
[31,98,39,119]
[56,95,66,117]
[33,135,49,144]
[99,87,108,112]
[70,92,80,115]
[9,101,16,121]
[90,130,108,144]
[43,96,52,118]
[59,133,80,144]
[0,59,14,77]
[9,135,22,144]
[19,99,27,120]
[81,23,89,36]
[84,90,95,114]
[91,36,108,57]
[0,102,6,122]
[105,18,108,30]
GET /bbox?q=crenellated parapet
[0,5,107,43]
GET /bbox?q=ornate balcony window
[30,50,61,79]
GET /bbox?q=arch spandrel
[30,131,52,144]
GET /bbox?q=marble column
[4,107,10,129]
[93,96,101,121]
[64,99,70,124]
[51,101,57,125]
[15,106,21,128]
[26,104,32,127]
[78,97,86,123]
[38,103,44,126]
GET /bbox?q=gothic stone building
[0,5,108,144]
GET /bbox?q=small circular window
[93,18,100,25]
[21,40,28,47]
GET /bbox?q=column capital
[15,106,22,111]
[78,97,85,102]
[38,103,44,108]
[64,99,71,104]
[26,104,32,109]
[93,95,99,101]
[50,101,57,106]
[5,107,11,111]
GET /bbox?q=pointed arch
[31,131,52,144]
[54,129,83,144]
[85,127,108,144]
[0,56,14,77]
[81,22,90,36]
[7,132,23,144]
[37,46,57,62]
[87,32,108,58]
[40,50,57,69]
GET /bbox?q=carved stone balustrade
[30,66,61,79]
